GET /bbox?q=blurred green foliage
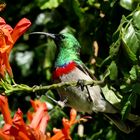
[1,0,140,139]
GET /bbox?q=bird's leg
[45,93,67,108]
[58,98,68,108]
[77,79,92,102]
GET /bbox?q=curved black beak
[29,32,56,39]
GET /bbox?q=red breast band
[53,61,76,79]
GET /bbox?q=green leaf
[122,37,138,63]
[132,83,140,95]
[87,0,95,6]
[121,93,137,119]
[90,129,103,140]
[106,129,117,140]
[108,61,118,80]
[120,0,133,10]
[120,0,139,11]
[60,26,76,34]
[120,9,140,63]
[102,85,121,107]
[72,0,83,19]
[40,0,63,10]
[120,84,132,93]
[128,92,137,108]
[108,10,140,64]
[129,65,137,80]
[122,23,140,55]
[121,100,131,120]
[129,64,140,81]
[133,10,140,29]
[109,39,121,58]
[107,19,123,62]
[0,114,4,128]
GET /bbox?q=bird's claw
[77,79,86,91]
[58,98,67,108]
[77,79,93,102]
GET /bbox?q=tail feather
[104,113,136,134]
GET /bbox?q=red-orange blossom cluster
[0,17,31,78]
[0,95,78,140]
[0,17,80,140]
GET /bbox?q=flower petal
[2,124,12,135]
[11,18,31,44]
[0,129,13,140]
[27,111,33,123]
[38,113,49,134]
[26,126,48,140]
[69,109,77,125]
[0,95,12,124]
[10,125,30,140]
[0,17,6,25]
[13,108,25,127]
[50,130,65,140]
[0,55,6,77]
[0,17,13,33]
[30,103,47,129]
[2,53,13,76]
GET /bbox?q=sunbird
[30,32,138,133]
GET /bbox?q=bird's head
[30,32,81,67]
[54,33,81,50]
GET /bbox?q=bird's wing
[76,62,96,80]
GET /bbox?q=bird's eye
[54,34,65,41]
[60,34,65,39]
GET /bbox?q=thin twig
[3,79,104,96]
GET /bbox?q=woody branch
[1,79,104,96]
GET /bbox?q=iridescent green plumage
[54,33,82,67]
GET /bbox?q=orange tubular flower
[2,109,31,140]
[28,100,50,134]
[25,100,50,140]
[50,109,77,140]
[0,98,51,140]
[0,96,81,140]
[0,95,12,124]
[0,17,31,78]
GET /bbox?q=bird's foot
[57,98,67,108]
[77,79,93,102]
[77,79,86,91]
